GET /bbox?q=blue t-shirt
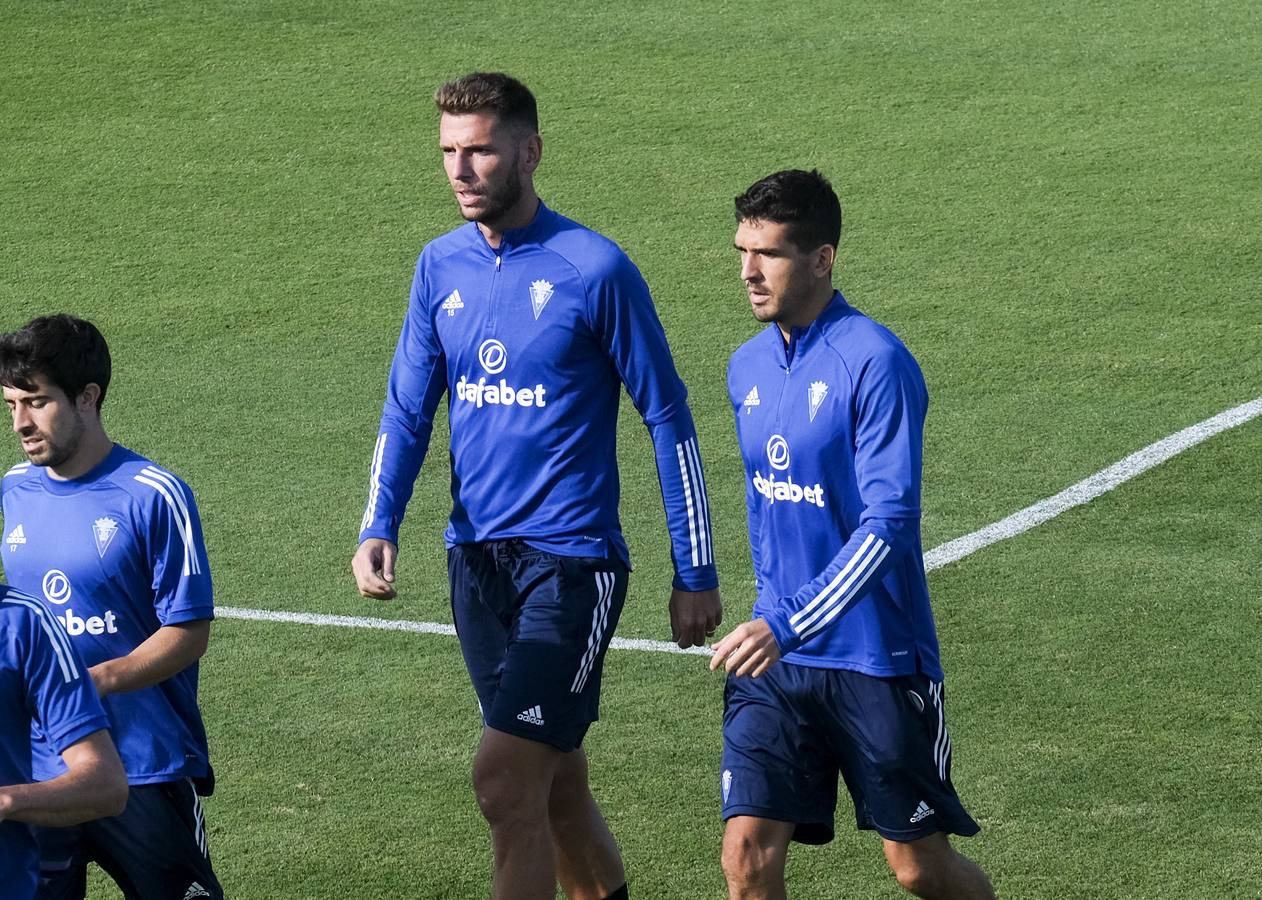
[1,445,213,784]
[727,292,943,678]
[1,585,110,898]
[360,201,717,591]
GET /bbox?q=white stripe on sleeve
[361,434,388,534]
[794,538,890,640]
[140,467,202,572]
[789,534,878,629]
[675,443,700,567]
[134,470,200,577]
[683,437,713,566]
[4,594,79,683]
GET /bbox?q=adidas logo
[516,705,545,726]
[441,289,464,317]
[743,385,760,414]
[910,801,935,824]
[5,524,25,551]
[183,883,211,900]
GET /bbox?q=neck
[776,282,836,343]
[47,429,113,481]
[477,192,541,249]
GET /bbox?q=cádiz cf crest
[808,381,829,422]
[93,517,120,558]
[529,279,554,320]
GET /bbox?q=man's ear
[814,243,837,279]
[522,132,543,175]
[78,383,102,413]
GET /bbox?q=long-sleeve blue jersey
[727,292,942,678]
[360,202,717,591]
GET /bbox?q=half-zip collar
[472,199,553,258]
[773,290,851,370]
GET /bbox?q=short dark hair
[734,169,842,253]
[434,72,539,133]
[0,314,112,411]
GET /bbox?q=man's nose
[11,406,33,433]
[451,152,475,182]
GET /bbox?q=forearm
[0,776,118,828]
[90,620,209,696]
[763,517,915,654]
[361,291,447,543]
[648,414,718,591]
[358,421,430,544]
[0,733,127,827]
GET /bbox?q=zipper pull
[495,255,502,270]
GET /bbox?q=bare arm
[89,620,210,697]
[0,731,127,827]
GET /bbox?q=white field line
[923,395,1262,570]
[219,395,1262,657]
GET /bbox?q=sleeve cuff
[672,565,719,592]
[761,608,802,656]
[157,606,215,627]
[359,527,399,546]
[48,716,112,756]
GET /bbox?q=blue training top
[0,585,110,897]
[360,202,717,591]
[1,445,214,784]
[727,291,943,678]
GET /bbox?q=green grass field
[2,0,1260,896]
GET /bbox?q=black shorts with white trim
[721,662,980,844]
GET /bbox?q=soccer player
[710,170,995,900]
[352,72,722,900]
[1,583,128,900]
[0,315,222,900]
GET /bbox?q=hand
[669,587,722,649]
[352,539,398,600]
[709,618,781,678]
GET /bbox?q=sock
[602,886,629,900]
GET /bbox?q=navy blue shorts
[448,540,629,752]
[37,779,221,900]
[721,662,980,845]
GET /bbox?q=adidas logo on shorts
[910,800,935,824]
[516,705,545,726]
[183,883,211,900]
